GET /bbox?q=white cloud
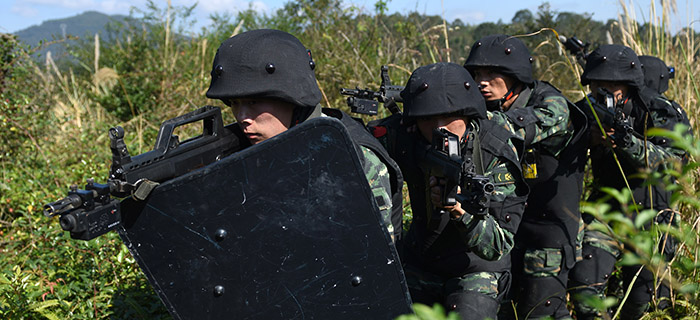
[24,0,96,9]
[11,5,40,17]
[98,0,136,14]
[175,0,268,14]
[449,10,486,23]
[18,0,145,14]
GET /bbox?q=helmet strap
[485,83,521,112]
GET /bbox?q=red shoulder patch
[371,126,387,138]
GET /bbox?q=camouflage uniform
[359,135,394,237]
[639,55,693,163]
[487,84,573,154]
[371,63,528,319]
[487,82,587,320]
[568,45,689,320]
[381,117,527,320]
[465,35,588,320]
[360,131,395,240]
[571,92,686,320]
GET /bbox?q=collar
[485,83,529,112]
[291,103,323,127]
[508,86,532,110]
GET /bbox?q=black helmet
[639,55,672,94]
[401,62,486,120]
[206,29,321,108]
[581,44,644,89]
[464,34,534,86]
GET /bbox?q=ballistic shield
[116,117,412,319]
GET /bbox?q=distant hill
[13,11,128,61]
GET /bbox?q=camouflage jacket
[369,115,528,276]
[487,81,588,257]
[359,145,394,240]
[578,88,690,212]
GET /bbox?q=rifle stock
[44,106,244,240]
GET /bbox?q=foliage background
[1,0,698,318]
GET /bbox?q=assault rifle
[340,65,403,116]
[420,128,494,217]
[589,88,644,146]
[558,35,589,67]
[558,35,644,146]
[44,106,244,240]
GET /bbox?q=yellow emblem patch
[523,163,538,179]
[493,172,514,184]
[522,148,538,179]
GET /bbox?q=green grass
[1,0,698,318]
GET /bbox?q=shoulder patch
[371,126,387,138]
[492,172,515,184]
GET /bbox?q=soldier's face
[416,116,468,142]
[229,98,294,145]
[472,67,514,101]
[590,81,630,104]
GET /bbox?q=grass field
[1,0,699,319]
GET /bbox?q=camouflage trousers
[404,264,508,319]
[501,219,584,319]
[568,220,671,320]
[567,222,622,320]
[505,246,575,320]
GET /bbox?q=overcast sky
[1,0,697,34]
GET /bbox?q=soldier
[370,62,528,319]
[568,45,688,320]
[205,29,403,242]
[639,55,693,150]
[639,55,675,96]
[463,34,588,319]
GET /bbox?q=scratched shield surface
[117,117,412,319]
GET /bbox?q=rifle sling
[471,129,485,176]
[523,123,536,154]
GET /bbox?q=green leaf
[679,283,700,294]
[586,220,612,234]
[412,303,446,320]
[38,311,62,320]
[29,299,60,312]
[0,274,10,285]
[599,187,631,206]
[606,212,635,230]
[618,252,644,266]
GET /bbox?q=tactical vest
[507,81,589,268]
[581,87,680,222]
[322,108,405,241]
[658,96,693,165]
[387,118,527,277]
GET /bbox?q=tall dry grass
[1,0,699,318]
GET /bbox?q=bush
[1,0,698,318]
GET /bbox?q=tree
[0,33,17,94]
